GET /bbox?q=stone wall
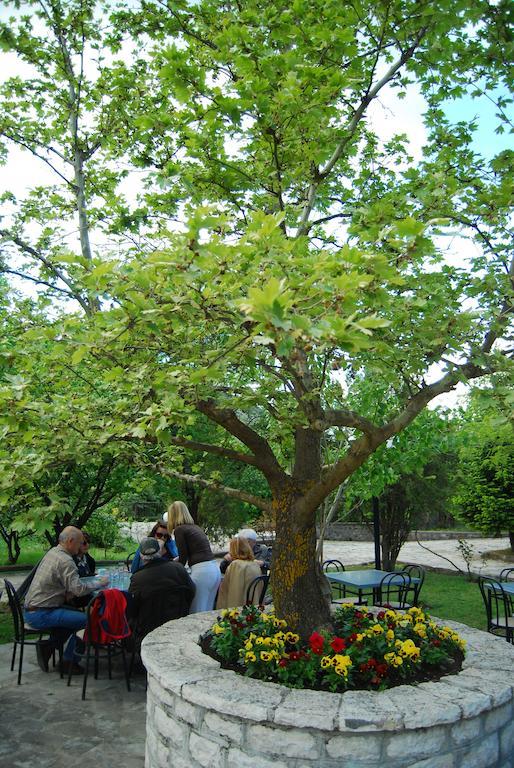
[321,522,485,542]
[142,612,514,768]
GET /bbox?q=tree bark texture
[271,485,332,639]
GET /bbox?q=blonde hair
[229,536,254,561]
[167,500,194,532]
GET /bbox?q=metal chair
[322,560,366,605]
[374,572,411,610]
[479,577,514,643]
[70,592,131,700]
[125,551,137,571]
[3,578,63,684]
[499,568,514,582]
[401,565,425,607]
[246,575,269,605]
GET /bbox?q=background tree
[0,0,512,635]
[453,387,514,551]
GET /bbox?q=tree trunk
[509,531,513,553]
[271,487,332,640]
[6,531,21,564]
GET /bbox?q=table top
[325,569,419,589]
[80,571,131,592]
[484,580,514,596]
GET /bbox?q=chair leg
[94,647,99,679]
[17,641,24,686]
[11,640,17,672]
[120,645,131,692]
[107,645,112,680]
[82,641,92,700]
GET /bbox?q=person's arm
[174,527,189,566]
[61,556,97,596]
[130,548,141,574]
[167,538,179,559]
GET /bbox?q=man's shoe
[35,640,54,672]
[60,660,84,675]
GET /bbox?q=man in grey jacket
[24,526,108,674]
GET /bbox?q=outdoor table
[325,568,420,604]
[80,570,131,592]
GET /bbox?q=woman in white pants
[167,501,221,613]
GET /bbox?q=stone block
[154,707,187,749]
[337,690,404,731]
[450,717,484,747]
[448,670,513,708]
[455,732,499,768]
[175,696,203,727]
[408,756,455,768]
[273,688,340,730]
[227,747,288,768]
[203,711,243,744]
[326,733,383,760]
[182,673,284,722]
[189,732,225,768]
[385,726,448,761]
[246,723,320,759]
[484,702,512,734]
[420,680,491,719]
[384,686,461,729]
[499,720,514,761]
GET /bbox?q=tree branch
[196,399,286,487]
[297,27,428,236]
[157,466,273,512]
[322,408,378,435]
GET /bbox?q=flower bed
[202,604,464,692]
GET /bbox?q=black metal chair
[479,577,514,644]
[401,565,425,607]
[246,575,269,605]
[70,592,131,700]
[499,568,514,582]
[3,578,63,685]
[125,551,137,571]
[322,559,366,605]
[374,572,411,610]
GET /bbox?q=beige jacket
[215,559,262,610]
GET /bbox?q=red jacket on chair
[86,590,131,644]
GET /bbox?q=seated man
[129,537,196,646]
[23,526,109,674]
[220,528,272,574]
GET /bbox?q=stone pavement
[0,642,147,768]
[0,535,511,768]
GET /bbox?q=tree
[454,388,514,551]
[0,0,512,635]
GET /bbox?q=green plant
[206,603,465,693]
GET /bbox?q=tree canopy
[0,0,512,633]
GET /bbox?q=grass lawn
[0,539,136,568]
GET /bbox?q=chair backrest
[246,575,269,605]
[322,559,345,573]
[499,568,514,582]
[380,572,410,608]
[479,576,511,631]
[4,579,23,641]
[125,551,136,571]
[402,565,425,606]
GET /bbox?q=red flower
[309,632,325,655]
[279,658,288,667]
[289,651,301,661]
[246,615,254,623]
[376,664,388,676]
[330,637,346,653]
[432,639,441,647]
[377,611,386,620]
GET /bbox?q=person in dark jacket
[129,537,195,645]
[130,520,179,573]
[74,531,96,576]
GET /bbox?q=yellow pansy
[285,632,300,644]
[386,630,395,642]
[212,624,225,635]
[245,652,256,663]
[260,651,273,662]
[320,656,333,669]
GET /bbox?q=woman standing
[167,501,221,613]
[216,537,261,610]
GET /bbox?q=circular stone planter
[142,611,514,768]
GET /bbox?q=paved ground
[0,536,511,767]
